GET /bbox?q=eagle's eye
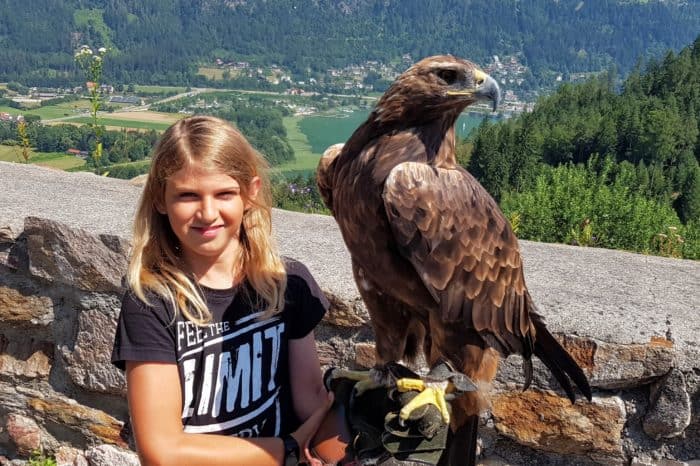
[437,69,458,85]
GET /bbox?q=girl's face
[160,163,260,270]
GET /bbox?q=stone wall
[0,218,137,466]
[0,162,698,466]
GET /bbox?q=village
[211,53,538,115]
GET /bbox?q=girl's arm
[289,330,328,422]
[127,361,330,466]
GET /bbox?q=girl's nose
[197,198,217,223]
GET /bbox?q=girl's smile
[193,225,224,238]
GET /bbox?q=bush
[271,172,328,214]
[500,159,690,258]
[28,451,57,466]
[681,220,700,260]
[107,162,151,180]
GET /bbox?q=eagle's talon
[398,381,451,424]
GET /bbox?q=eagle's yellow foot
[396,378,451,424]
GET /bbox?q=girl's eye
[218,191,239,199]
[178,192,197,199]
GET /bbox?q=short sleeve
[111,291,178,371]
[283,259,329,340]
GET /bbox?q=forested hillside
[467,36,700,259]
[1,0,698,86]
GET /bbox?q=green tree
[676,164,700,223]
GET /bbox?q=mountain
[1,0,699,86]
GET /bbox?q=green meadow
[66,117,171,131]
[276,117,319,166]
[136,85,189,94]
[0,100,93,120]
[0,105,19,115]
[0,145,86,169]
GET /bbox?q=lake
[298,110,493,155]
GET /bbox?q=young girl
[112,115,333,465]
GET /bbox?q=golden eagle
[317,55,591,465]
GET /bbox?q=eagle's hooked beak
[472,69,500,112]
[446,69,501,112]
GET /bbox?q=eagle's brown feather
[383,161,533,354]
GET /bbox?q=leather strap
[282,434,299,466]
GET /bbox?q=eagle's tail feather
[438,415,478,466]
[522,357,533,392]
[532,319,593,402]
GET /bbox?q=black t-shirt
[111,258,328,438]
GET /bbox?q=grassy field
[39,109,181,131]
[32,100,93,120]
[0,145,86,169]
[107,159,151,169]
[273,117,321,177]
[102,159,152,178]
[197,67,225,81]
[65,117,173,131]
[0,105,19,115]
[0,100,93,120]
[106,111,181,123]
[0,145,26,163]
[32,152,87,170]
[136,85,189,94]
[197,67,245,81]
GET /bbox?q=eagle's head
[373,55,500,127]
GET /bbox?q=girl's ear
[154,196,167,215]
[246,176,262,209]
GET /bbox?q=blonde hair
[128,115,287,325]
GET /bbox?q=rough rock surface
[643,369,692,440]
[84,445,139,466]
[492,391,626,459]
[24,217,129,294]
[54,446,88,466]
[62,308,125,395]
[5,414,41,457]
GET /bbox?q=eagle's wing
[317,143,345,214]
[383,161,536,357]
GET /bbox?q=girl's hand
[291,391,335,466]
